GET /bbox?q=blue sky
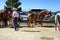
[0,0,60,12]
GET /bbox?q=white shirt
[12,11,19,18]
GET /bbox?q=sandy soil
[0,27,60,40]
[0,23,60,40]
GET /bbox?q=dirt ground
[0,23,60,40]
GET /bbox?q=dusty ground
[0,23,60,40]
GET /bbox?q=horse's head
[6,8,13,14]
[5,8,13,18]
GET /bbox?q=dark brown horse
[0,8,12,27]
[28,10,49,27]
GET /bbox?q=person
[12,7,19,31]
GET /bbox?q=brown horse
[0,8,12,27]
[28,11,36,27]
[38,10,49,26]
[28,10,49,27]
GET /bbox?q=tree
[4,0,22,11]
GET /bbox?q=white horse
[55,13,60,31]
[48,13,60,31]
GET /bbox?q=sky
[0,0,60,12]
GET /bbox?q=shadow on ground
[42,26,55,28]
[21,30,41,32]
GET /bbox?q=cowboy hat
[12,7,17,10]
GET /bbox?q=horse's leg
[28,19,33,27]
[2,18,6,27]
[39,18,42,27]
[55,22,59,31]
[7,20,10,27]
[28,19,30,27]
[28,22,30,27]
[55,17,60,31]
[7,19,12,28]
[5,19,8,26]
[57,17,60,31]
[31,20,33,27]
[39,20,41,24]
[34,15,37,25]
[39,16,41,24]
[34,19,37,25]
[0,21,3,28]
[40,20,42,27]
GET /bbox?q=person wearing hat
[12,7,19,31]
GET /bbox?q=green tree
[4,0,22,11]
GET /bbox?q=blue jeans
[13,17,18,30]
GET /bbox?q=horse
[28,10,49,27]
[27,11,36,27]
[0,8,12,27]
[38,10,49,26]
[55,13,60,31]
[48,12,60,31]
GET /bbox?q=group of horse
[28,10,60,31]
[0,8,50,27]
[0,8,60,31]
[27,10,50,27]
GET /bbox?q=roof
[31,9,47,12]
[31,9,42,12]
